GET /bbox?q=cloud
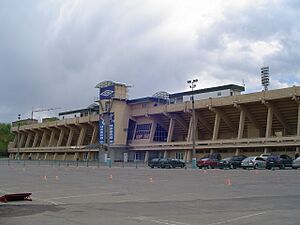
[0,0,300,122]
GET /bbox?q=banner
[99,119,105,144]
[98,113,114,144]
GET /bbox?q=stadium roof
[169,84,245,98]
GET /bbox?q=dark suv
[279,154,293,168]
[266,156,284,169]
[219,155,247,169]
[148,158,185,169]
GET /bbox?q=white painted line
[158,219,191,225]
[133,212,266,225]
[34,197,65,206]
[44,192,120,201]
[205,211,267,225]
[0,188,8,194]
[133,216,191,225]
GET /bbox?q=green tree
[0,123,14,157]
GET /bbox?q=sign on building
[99,119,105,144]
[99,85,115,100]
[99,113,114,144]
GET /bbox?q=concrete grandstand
[8,81,300,162]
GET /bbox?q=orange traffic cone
[225,178,232,186]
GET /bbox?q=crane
[31,107,61,120]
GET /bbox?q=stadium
[8,80,300,163]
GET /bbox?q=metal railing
[0,158,150,169]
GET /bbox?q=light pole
[17,114,21,160]
[187,79,198,169]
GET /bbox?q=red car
[197,157,220,169]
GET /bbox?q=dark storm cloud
[0,0,300,122]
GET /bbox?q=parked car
[169,159,186,168]
[266,156,284,169]
[197,157,220,169]
[292,157,300,169]
[279,154,293,168]
[241,156,266,169]
[219,155,247,169]
[148,158,185,169]
[259,153,272,160]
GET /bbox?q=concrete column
[19,133,26,148]
[237,110,246,139]
[44,153,48,160]
[87,152,90,160]
[187,118,193,141]
[265,106,273,138]
[144,151,149,163]
[36,153,40,160]
[167,118,175,142]
[21,153,25,159]
[163,150,167,158]
[48,130,57,147]
[184,150,188,162]
[63,153,67,161]
[212,112,221,140]
[77,126,87,146]
[25,133,33,148]
[264,106,273,153]
[235,148,239,156]
[297,104,300,136]
[40,130,49,147]
[53,153,57,160]
[186,150,191,162]
[12,136,17,148]
[66,128,74,146]
[149,122,157,141]
[90,124,98,144]
[74,152,78,161]
[57,128,65,147]
[32,132,40,148]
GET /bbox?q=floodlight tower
[187,78,198,169]
[261,66,270,91]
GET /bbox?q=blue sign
[98,113,114,144]
[100,85,115,100]
[99,119,105,144]
[109,113,114,144]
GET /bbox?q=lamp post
[187,79,198,169]
[17,114,21,160]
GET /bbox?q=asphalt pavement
[0,163,299,225]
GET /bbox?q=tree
[0,123,14,157]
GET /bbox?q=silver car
[241,156,266,169]
[292,157,300,169]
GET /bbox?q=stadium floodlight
[261,66,270,91]
[187,79,198,169]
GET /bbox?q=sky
[1,0,300,122]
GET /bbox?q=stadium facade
[8,81,300,162]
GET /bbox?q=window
[217,92,222,96]
[176,152,184,160]
[127,119,136,142]
[153,124,168,142]
[135,123,152,139]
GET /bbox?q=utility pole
[17,114,21,160]
[187,79,198,169]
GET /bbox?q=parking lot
[0,162,299,225]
